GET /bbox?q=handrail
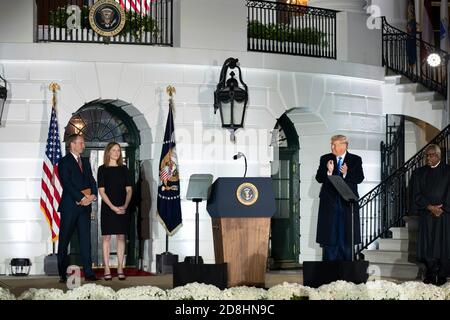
[381,115,405,180]
[356,123,450,254]
[382,16,449,97]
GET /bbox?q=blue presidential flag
[157,100,182,235]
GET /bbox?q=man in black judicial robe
[315,135,364,261]
[412,144,450,286]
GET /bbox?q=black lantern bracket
[0,73,7,126]
[213,58,248,143]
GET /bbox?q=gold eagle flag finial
[49,82,61,109]
[49,82,60,93]
[166,85,176,98]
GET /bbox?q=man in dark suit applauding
[315,135,364,261]
[57,134,98,282]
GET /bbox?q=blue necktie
[337,156,342,176]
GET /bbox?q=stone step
[368,262,420,280]
[414,91,443,101]
[377,238,411,251]
[431,100,445,110]
[391,227,408,240]
[384,75,402,84]
[396,83,418,93]
[363,250,414,265]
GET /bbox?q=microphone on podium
[233,152,247,178]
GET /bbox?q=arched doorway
[64,99,141,268]
[269,113,301,269]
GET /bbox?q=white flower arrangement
[18,288,65,300]
[365,280,402,300]
[267,282,311,300]
[399,281,446,300]
[116,286,167,300]
[221,286,268,300]
[0,287,15,300]
[310,280,369,300]
[440,282,450,300]
[167,282,222,300]
[65,283,116,300]
[6,280,450,300]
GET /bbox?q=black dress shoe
[59,277,67,283]
[85,275,99,281]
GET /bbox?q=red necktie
[77,156,83,172]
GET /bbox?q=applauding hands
[327,160,348,176]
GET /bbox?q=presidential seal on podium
[236,182,258,206]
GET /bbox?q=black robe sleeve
[412,169,430,212]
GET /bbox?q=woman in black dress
[97,142,133,280]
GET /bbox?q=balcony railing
[35,0,173,46]
[382,17,448,97]
[357,124,450,255]
[246,0,338,59]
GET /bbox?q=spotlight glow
[427,53,442,67]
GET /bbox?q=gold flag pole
[49,82,60,109]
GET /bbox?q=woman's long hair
[103,142,124,167]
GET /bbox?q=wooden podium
[207,178,276,287]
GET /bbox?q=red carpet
[80,267,155,277]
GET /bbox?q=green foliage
[248,20,327,46]
[48,5,158,41]
[118,10,159,39]
[49,6,90,29]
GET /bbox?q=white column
[309,0,367,13]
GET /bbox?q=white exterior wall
[0,0,442,273]
[0,42,387,272]
[0,0,35,43]
[173,0,247,52]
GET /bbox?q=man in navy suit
[315,135,364,261]
[57,134,98,282]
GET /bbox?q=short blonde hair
[331,135,348,146]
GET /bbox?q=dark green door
[269,114,300,269]
[65,101,140,269]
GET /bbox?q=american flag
[118,0,156,15]
[40,106,63,242]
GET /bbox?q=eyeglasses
[425,152,438,158]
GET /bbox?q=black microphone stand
[233,153,248,178]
